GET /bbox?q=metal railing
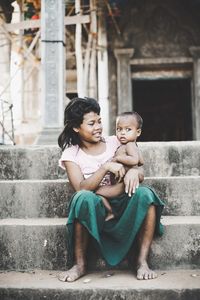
[0,99,15,145]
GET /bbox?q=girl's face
[73,112,103,143]
[116,115,141,144]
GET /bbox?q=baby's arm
[114,142,140,166]
[138,149,144,166]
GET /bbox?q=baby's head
[116,111,143,144]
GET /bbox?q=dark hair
[118,111,143,129]
[58,97,100,150]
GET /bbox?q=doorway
[132,79,193,141]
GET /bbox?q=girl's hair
[118,111,143,129]
[58,97,100,150]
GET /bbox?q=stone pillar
[114,48,134,114]
[37,0,65,144]
[189,47,200,140]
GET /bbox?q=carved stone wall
[109,0,200,58]
[107,0,200,138]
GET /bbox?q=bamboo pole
[4,15,90,31]
[75,0,85,96]
[88,0,97,99]
[97,2,109,134]
[83,31,92,95]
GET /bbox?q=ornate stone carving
[189,47,200,59]
[112,1,200,58]
[140,6,195,57]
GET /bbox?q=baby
[102,111,144,221]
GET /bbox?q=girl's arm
[124,166,144,196]
[63,160,125,191]
[96,182,124,198]
[97,165,144,198]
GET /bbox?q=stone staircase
[0,142,199,299]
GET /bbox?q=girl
[58,97,164,282]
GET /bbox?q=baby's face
[116,115,141,144]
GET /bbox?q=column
[189,46,200,140]
[37,0,65,144]
[114,48,134,114]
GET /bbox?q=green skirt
[66,185,164,267]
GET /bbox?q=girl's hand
[124,168,140,197]
[104,162,126,182]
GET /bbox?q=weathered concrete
[1,142,200,179]
[0,179,74,218]
[0,218,67,271]
[189,47,200,140]
[0,217,199,271]
[114,48,134,113]
[143,176,200,216]
[0,269,199,300]
[37,0,65,145]
[140,142,200,177]
[0,146,65,180]
[0,177,200,218]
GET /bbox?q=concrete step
[0,216,199,271]
[1,177,200,218]
[144,176,200,216]
[0,269,199,300]
[0,179,74,218]
[0,145,65,180]
[1,141,200,179]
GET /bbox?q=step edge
[0,216,200,226]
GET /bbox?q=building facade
[0,0,200,143]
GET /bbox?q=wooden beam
[65,14,90,25]
[3,15,90,32]
[0,22,40,70]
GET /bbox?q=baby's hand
[111,156,118,162]
[105,162,126,182]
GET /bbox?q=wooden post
[88,0,97,99]
[97,3,109,134]
[83,30,92,96]
[75,0,85,97]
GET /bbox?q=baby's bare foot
[58,264,86,282]
[105,213,115,221]
[137,262,157,280]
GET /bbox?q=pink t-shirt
[59,136,120,185]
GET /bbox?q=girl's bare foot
[137,262,157,280]
[58,264,86,282]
